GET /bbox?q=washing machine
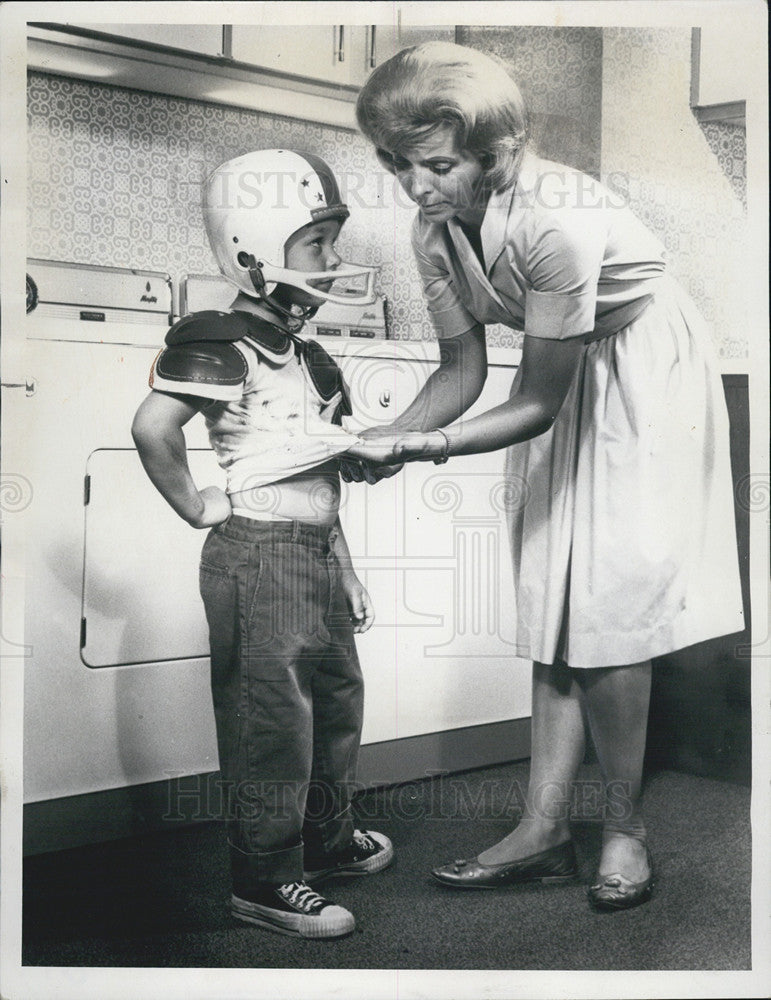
[22,260,531,852]
[24,259,225,815]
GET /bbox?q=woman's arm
[368,324,488,436]
[444,332,584,455]
[342,325,487,483]
[346,333,584,463]
[131,390,231,528]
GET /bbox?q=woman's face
[389,126,487,225]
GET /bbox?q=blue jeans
[199,515,364,891]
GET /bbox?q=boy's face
[282,219,343,308]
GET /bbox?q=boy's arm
[332,518,374,633]
[131,390,231,528]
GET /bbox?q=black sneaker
[231,881,355,938]
[304,829,394,883]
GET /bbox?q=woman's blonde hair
[356,41,529,191]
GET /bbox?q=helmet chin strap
[246,254,314,332]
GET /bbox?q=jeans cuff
[229,841,304,890]
[303,807,355,856]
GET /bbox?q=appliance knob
[26,274,38,313]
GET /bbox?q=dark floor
[22,761,751,971]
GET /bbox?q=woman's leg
[578,661,652,881]
[479,660,586,864]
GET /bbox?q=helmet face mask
[203,149,378,309]
[247,259,378,308]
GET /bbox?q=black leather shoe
[431,840,578,889]
[587,853,654,911]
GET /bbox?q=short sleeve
[411,219,479,339]
[524,206,607,341]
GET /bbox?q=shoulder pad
[330,380,353,426]
[237,311,295,364]
[151,341,247,399]
[165,309,295,365]
[165,310,251,347]
[301,339,352,415]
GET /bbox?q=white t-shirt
[149,332,359,493]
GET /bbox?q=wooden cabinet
[26,22,360,128]
[355,24,456,84]
[230,24,365,87]
[230,23,455,88]
[691,24,757,124]
[27,20,457,125]
[59,22,225,56]
[359,23,455,83]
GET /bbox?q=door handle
[1,378,36,396]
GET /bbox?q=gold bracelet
[432,428,451,465]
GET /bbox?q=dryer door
[81,448,224,667]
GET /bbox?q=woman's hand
[188,486,232,529]
[345,431,444,466]
[340,423,406,481]
[340,572,375,633]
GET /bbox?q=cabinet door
[230,24,365,86]
[353,24,455,84]
[692,24,757,108]
[68,23,225,56]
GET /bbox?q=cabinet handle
[336,25,345,63]
[1,378,36,396]
[221,24,232,59]
[369,25,377,68]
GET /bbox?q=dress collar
[446,150,541,281]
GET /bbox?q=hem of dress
[515,610,746,669]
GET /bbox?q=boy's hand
[341,572,375,633]
[340,457,404,484]
[189,486,232,529]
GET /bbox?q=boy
[132,149,392,939]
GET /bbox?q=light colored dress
[411,151,744,668]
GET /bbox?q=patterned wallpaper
[601,28,748,360]
[27,25,747,357]
[456,26,603,179]
[27,72,426,332]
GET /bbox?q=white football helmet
[202,149,377,307]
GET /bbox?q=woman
[345,41,744,910]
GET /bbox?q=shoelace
[278,881,326,912]
[352,830,377,852]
